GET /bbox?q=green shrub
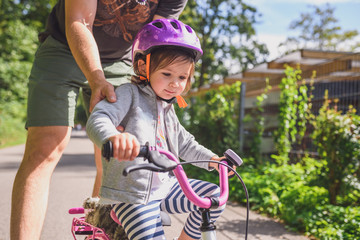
[304,205,360,240]
[279,183,328,229]
[311,92,360,205]
[178,81,241,155]
[0,20,37,147]
[239,163,306,217]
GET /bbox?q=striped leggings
[112,179,226,240]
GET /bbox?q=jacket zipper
[144,98,158,204]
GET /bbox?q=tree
[0,0,54,106]
[280,3,359,53]
[179,0,269,88]
[0,0,53,146]
[0,0,55,28]
[0,19,37,119]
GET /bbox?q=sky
[247,0,360,60]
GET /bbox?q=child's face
[149,59,192,100]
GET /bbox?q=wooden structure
[187,49,360,154]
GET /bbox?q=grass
[0,117,27,149]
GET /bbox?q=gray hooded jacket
[86,82,216,204]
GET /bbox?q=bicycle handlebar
[101,141,243,209]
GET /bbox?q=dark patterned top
[39,0,187,63]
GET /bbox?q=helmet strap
[138,53,151,82]
[176,95,188,108]
[146,53,151,81]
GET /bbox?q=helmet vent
[185,25,193,33]
[170,21,180,29]
[152,22,163,29]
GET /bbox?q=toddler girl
[87,18,227,240]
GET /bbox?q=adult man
[10,0,187,239]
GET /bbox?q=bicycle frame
[153,148,231,240]
[70,143,247,240]
[69,207,111,240]
[159,148,230,209]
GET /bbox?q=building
[189,49,360,155]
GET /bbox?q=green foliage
[304,205,360,240]
[178,81,242,155]
[274,66,299,158]
[241,162,309,217]
[234,160,358,239]
[274,66,312,161]
[0,19,38,147]
[279,183,328,229]
[180,0,268,88]
[180,65,359,239]
[310,91,360,205]
[0,19,37,109]
[0,0,54,30]
[0,20,37,138]
[74,90,89,127]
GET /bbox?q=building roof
[187,49,360,97]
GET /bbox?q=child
[87,19,226,240]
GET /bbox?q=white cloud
[257,32,360,62]
[256,33,288,60]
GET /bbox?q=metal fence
[244,52,360,158]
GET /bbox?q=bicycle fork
[199,208,217,240]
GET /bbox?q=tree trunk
[328,150,341,205]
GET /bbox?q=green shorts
[26,36,133,128]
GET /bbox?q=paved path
[0,131,309,240]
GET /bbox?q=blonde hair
[132,47,195,94]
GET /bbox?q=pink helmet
[132,19,203,63]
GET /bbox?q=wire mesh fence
[243,51,360,158]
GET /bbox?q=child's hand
[209,156,236,177]
[108,133,140,161]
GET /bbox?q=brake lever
[223,149,243,178]
[224,149,243,167]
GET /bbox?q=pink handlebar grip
[68,207,85,214]
[157,149,229,209]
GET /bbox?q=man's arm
[65,0,116,112]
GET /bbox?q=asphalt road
[0,130,309,240]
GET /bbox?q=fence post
[239,82,246,153]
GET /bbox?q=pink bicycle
[69,142,249,240]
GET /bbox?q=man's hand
[89,79,117,112]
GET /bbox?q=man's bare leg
[92,144,102,197]
[10,126,72,240]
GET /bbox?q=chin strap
[140,53,188,108]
